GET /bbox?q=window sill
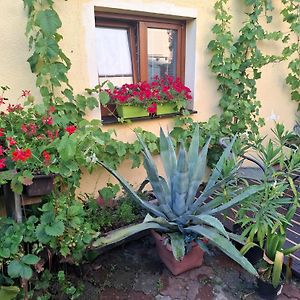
[101,110,197,125]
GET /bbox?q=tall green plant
[208,0,284,135]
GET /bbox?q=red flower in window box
[107,75,192,116]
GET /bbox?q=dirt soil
[73,236,300,300]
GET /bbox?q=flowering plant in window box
[107,75,192,119]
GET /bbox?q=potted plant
[253,223,300,299]
[93,125,262,276]
[106,75,192,119]
[0,87,59,195]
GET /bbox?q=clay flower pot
[151,230,205,275]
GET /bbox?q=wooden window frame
[95,19,138,82]
[95,12,186,83]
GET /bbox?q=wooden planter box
[24,174,54,197]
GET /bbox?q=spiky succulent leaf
[272,251,284,288]
[92,222,169,248]
[169,233,185,261]
[188,124,200,179]
[191,215,229,238]
[97,160,166,218]
[160,128,176,183]
[143,154,169,205]
[173,145,189,216]
[186,225,258,276]
[187,137,211,208]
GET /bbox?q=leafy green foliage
[281,0,300,108]
[208,0,285,135]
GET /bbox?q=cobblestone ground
[78,236,300,300]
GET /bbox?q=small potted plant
[106,75,192,119]
[255,224,300,299]
[93,125,262,276]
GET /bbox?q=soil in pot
[151,230,204,276]
[256,278,283,300]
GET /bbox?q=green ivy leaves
[35,10,62,36]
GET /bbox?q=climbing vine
[209,0,287,135]
[281,0,300,109]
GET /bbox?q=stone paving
[78,236,300,300]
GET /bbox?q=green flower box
[116,105,149,119]
[156,103,178,115]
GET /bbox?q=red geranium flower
[0,128,4,137]
[65,125,77,135]
[0,158,6,169]
[147,103,157,114]
[12,148,32,162]
[6,137,17,146]
[42,150,51,165]
[0,96,5,105]
[0,146,4,156]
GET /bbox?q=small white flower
[268,110,279,121]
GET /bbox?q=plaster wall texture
[0,0,297,195]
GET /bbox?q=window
[94,12,186,119]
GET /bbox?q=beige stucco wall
[0,0,297,196]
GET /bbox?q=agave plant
[93,125,262,276]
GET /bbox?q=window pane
[147,28,177,82]
[95,27,133,84]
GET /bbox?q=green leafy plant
[93,125,263,276]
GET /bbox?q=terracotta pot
[23,174,54,197]
[151,230,204,275]
[256,278,283,299]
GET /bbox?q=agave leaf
[191,174,235,213]
[92,222,169,248]
[187,124,200,179]
[191,215,229,238]
[195,239,211,254]
[187,137,211,208]
[97,160,166,218]
[143,155,169,205]
[143,214,177,229]
[272,251,284,288]
[159,128,176,184]
[186,225,258,276]
[169,233,185,261]
[173,145,189,216]
[203,136,237,192]
[137,133,170,205]
[205,185,264,215]
[159,176,173,209]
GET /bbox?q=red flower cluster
[0,128,4,137]
[12,149,32,162]
[21,123,37,136]
[7,104,23,112]
[42,150,51,165]
[66,125,77,135]
[109,76,192,111]
[0,145,5,169]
